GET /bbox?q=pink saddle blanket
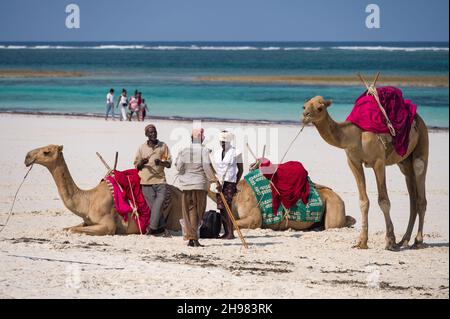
[346,86,417,157]
[105,169,150,234]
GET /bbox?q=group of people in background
[106,88,149,121]
[134,124,243,247]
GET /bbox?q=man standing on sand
[175,128,217,247]
[105,88,115,120]
[213,130,243,239]
[134,124,172,236]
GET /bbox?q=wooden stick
[357,73,396,136]
[96,152,123,191]
[217,182,248,249]
[372,72,380,87]
[245,143,258,161]
[96,152,111,171]
[262,145,266,159]
[357,73,370,91]
[126,176,142,235]
[113,152,118,171]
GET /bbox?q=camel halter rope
[0,163,34,234]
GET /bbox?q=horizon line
[0,40,449,44]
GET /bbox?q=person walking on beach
[139,98,149,121]
[134,124,172,236]
[116,89,128,121]
[128,90,140,121]
[213,130,243,239]
[105,88,115,120]
[175,128,217,247]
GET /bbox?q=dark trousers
[142,184,167,231]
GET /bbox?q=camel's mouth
[24,155,35,167]
[302,114,312,125]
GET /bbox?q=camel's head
[24,145,63,167]
[302,96,332,125]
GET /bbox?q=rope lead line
[0,164,34,234]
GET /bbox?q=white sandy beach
[0,113,448,299]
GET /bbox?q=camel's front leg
[67,217,116,236]
[235,207,262,230]
[373,160,397,251]
[68,224,115,236]
[63,222,86,232]
[319,188,346,229]
[347,157,370,249]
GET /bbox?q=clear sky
[0,0,448,42]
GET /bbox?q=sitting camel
[208,160,356,231]
[24,145,182,235]
[302,96,428,250]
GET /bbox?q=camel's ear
[324,99,333,108]
[58,145,63,153]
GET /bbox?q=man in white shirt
[105,88,115,121]
[213,130,243,239]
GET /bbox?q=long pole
[216,180,248,249]
[113,152,118,171]
[96,152,123,192]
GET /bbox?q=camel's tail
[345,215,356,227]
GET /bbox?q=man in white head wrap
[213,130,243,239]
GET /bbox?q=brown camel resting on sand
[24,145,182,235]
[208,161,356,231]
[302,96,429,250]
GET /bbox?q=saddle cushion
[105,169,151,234]
[244,169,324,226]
[346,86,417,156]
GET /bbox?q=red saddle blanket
[346,86,417,156]
[260,160,309,215]
[105,169,150,234]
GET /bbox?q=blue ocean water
[0,42,448,127]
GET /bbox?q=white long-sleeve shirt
[213,146,242,183]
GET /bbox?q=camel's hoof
[385,243,400,251]
[411,242,427,250]
[397,239,410,247]
[352,242,369,249]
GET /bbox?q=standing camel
[24,145,182,235]
[302,96,428,250]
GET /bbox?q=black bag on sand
[200,210,222,238]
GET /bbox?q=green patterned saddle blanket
[244,169,324,226]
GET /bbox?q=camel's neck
[314,112,355,149]
[48,155,86,217]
